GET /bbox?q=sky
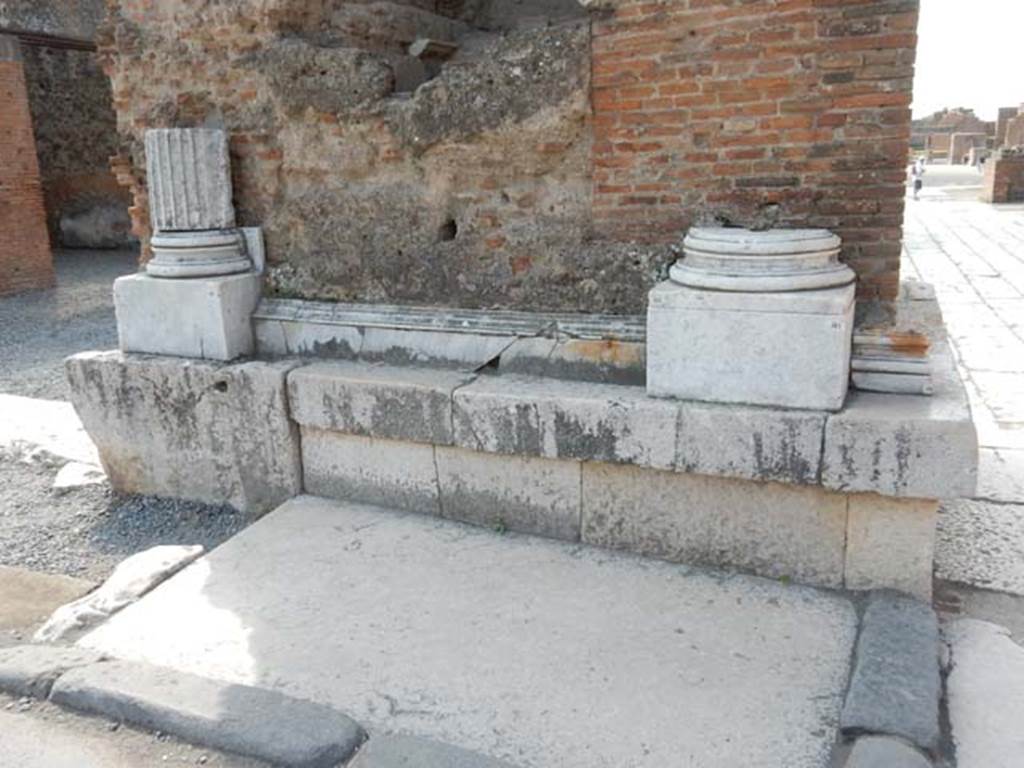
[912,0,1024,120]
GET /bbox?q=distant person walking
[911,159,925,200]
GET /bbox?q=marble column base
[114,272,260,361]
[147,230,251,278]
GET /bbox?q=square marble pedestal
[646,280,855,410]
[114,272,261,361]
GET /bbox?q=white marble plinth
[114,272,260,361]
[648,226,855,411]
[145,128,235,231]
[647,280,855,410]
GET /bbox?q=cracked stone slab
[0,645,105,699]
[944,618,1024,768]
[840,592,941,753]
[79,495,857,768]
[350,735,517,768]
[50,659,365,768]
[844,736,931,768]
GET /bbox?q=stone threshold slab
[288,349,977,499]
[77,495,859,768]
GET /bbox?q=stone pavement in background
[901,166,1024,631]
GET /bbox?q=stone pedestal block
[65,352,302,516]
[648,227,855,411]
[114,272,260,361]
[145,128,235,231]
[647,280,855,410]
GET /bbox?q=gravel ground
[0,249,137,400]
[0,249,252,582]
[0,460,248,582]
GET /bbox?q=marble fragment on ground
[35,545,204,642]
[79,496,858,768]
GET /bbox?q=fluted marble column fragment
[146,128,235,231]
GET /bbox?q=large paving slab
[944,618,1024,768]
[79,496,858,768]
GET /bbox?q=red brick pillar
[0,34,54,296]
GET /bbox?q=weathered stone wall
[591,0,920,302]
[100,0,920,311]
[0,0,106,39]
[995,106,1019,149]
[948,132,987,166]
[1005,114,1024,149]
[982,154,1024,204]
[100,0,656,312]
[22,43,130,247]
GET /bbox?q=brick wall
[982,154,1024,204]
[0,36,54,296]
[591,0,919,301]
[100,0,921,309]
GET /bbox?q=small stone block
[845,737,932,768]
[844,495,937,600]
[841,591,941,753]
[114,272,260,361]
[436,446,581,541]
[50,660,365,768]
[288,362,473,445]
[0,645,105,699]
[301,429,441,515]
[822,390,977,499]
[350,735,517,768]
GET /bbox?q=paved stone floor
[80,496,857,768]
[901,167,1024,606]
[903,166,1024,767]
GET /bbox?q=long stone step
[76,495,859,768]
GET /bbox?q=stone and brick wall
[591,0,919,302]
[21,43,130,247]
[100,0,920,310]
[0,36,53,295]
[982,154,1024,204]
